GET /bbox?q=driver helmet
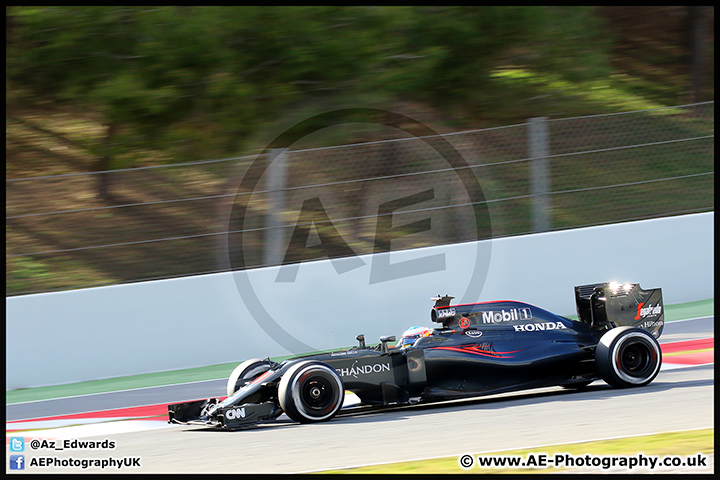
[398,326,432,348]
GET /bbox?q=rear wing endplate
[574,282,664,338]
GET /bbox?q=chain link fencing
[6,102,714,295]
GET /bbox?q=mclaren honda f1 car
[168,282,664,429]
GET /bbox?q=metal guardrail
[6,102,714,295]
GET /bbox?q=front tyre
[595,327,662,388]
[226,358,272,397]
[278,361,344,423]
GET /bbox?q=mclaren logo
[336,361,391,379]
[225,408,246,420]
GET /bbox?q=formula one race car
[168,282,664,429]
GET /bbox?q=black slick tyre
[278,361,344,423]
[226,358,272,397]
[595,326,662,388]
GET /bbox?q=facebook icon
[10,455,25,470]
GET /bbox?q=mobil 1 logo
[481,307,533,324]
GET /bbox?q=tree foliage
[6,6,703,169]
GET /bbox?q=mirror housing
[380,335,396,355]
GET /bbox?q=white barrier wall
[6,212,713,390]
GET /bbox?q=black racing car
[168,281,664,429]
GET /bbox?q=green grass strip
[5,349,345,404]
[663,298,714,322]
[319,428,713,474]
[6,298,713,404]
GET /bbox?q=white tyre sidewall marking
[226,358,270,397]
[283,362,343,421]
[611,331,661,385]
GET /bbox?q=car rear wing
[574,282,664,338]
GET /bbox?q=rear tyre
[595,327,662,388]
[278,361,344,423]
[226,358,272,397]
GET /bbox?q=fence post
[528,117,550,232]
[264,148,287,266]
